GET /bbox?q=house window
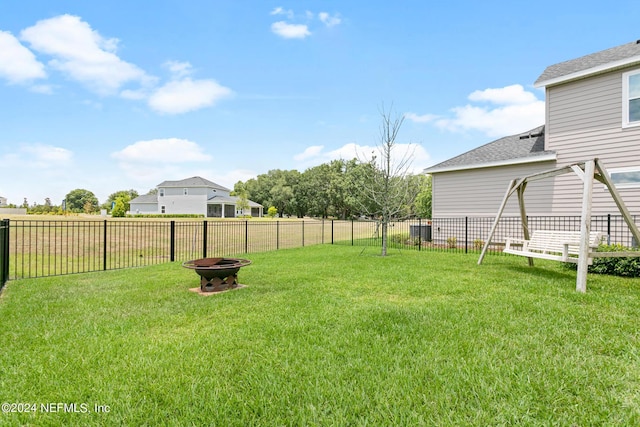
[610,167,640,188]
[623,70,640,127]
[183,188,188,195]
[161,205,166,213]
[159,189,165,197]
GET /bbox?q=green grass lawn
[1,246,640,426]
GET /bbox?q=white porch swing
[478,158,640,292]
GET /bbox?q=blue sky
[1,1,639,206]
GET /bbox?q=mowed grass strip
[1,246,640,425]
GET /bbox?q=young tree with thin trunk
[355,105,419,256]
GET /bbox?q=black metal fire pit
[182,257,252,292]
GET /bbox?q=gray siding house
[129,176,263,218]
[425,40,640,218]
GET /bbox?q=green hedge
[565,243,640,278]
[590,244,640,278]
[126,214,204,218]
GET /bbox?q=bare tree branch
[353,104,420,256]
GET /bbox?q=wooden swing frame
[477,158,640,292]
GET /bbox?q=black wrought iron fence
[5,219,379,280]
[2,215,638,281]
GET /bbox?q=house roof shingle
[157,176,230,192]
[535,39,640,87]
[208,194,262,207]
[423,125,555,174]
[129,193,158,204]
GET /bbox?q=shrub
[590,243,640,278]
[446,236,457,249]
[111,198,127,218]
[473,239,484,251]
[565,243,640,278]
[267,206,278,218]
[389,232,413,246]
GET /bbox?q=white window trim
[183,188,188,195]
[159,188,165,197]
[608,166,640,189]
[622,69,640,128]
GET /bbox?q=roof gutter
[534,55,640,88]
[423,153,557,174]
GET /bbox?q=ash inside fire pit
[182,257,252,293]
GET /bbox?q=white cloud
[148,78,234,114]
[294,142,430,175]
[0,143,73,169]
[294,145,324,161]
[468,84,538,105]
[20,14,150,95]
[137,60,233,114]
[0,30,46,84]
[433,84,544,137]
[318,12,341,27]
[24,144,73,163]
[271,21,311,39]
[270,7,294,19]
[114,163,185,189]
[0,144,76,205]
[112,138,213,164]
[404,112,439,123]
[270,8,341,39]
[164,60,193,79]
[112,138,220,191]
[3,15,232,115]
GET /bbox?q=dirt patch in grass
[188,284,247,296]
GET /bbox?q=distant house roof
[129,193,158,204]
[208,195,262,207]
[157,176,231,192]
[129,192,262,208]
[535,40,640,88]
[423,125,556,174]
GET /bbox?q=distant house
[0,196,7,207]
[129,177,263,217]
[424,40,640,218]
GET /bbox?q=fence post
[203,220,208,258]
[103,220,108,270]
[0,219,9,288]
[276,221,280,250]
[170,221,175,262]
[465,216,468,254]
[351,219,354,246]
[302,221,305,247]
[607,213,611,245]
[331,220,334,245]
[418,218,421,251]
[245,220,249,253]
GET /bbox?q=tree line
[19,189,140,217]
[18,160,431,219]
[19,163,431,219]
[235,158,432,220]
